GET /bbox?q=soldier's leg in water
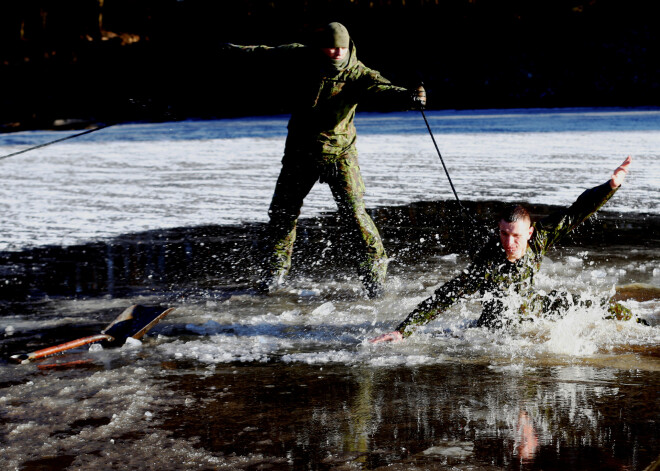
[604,300,633,321]
[546,291,640,323]
[328,153,387,298]
[601,296,646,323]
[535,291,596,320]
[539,291,645,324]
[260,159,318,291]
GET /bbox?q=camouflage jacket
[230,41,415,156]
[397,181,618,336]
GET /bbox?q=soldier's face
[498,219,534,261]
[321,47,348,60]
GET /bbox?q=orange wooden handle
[10,334,113,363]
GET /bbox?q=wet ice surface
[1,108,659,470]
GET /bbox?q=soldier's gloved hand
[411,85,426,110]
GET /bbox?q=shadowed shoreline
[1,199,657,304]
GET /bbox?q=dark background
[1,0,657,132]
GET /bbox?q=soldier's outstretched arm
[219,42,305,55]
[369,264,486,343]
[533,156,633,251]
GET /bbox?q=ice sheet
[1,108,658,251]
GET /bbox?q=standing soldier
[224,22,425,297]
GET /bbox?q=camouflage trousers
[260,151,387,296]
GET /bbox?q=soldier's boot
[359,257,388,299]
[257,272,286,294]
[257,230,295,294]
[257,257,289,294]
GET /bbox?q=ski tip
[9,353,30,364]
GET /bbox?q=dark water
[1,200,659,470]
[163,363,660,470]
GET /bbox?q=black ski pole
[419,107,491,246]
[420,109,462,204]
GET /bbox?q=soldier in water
[371,156,638,343]
[223,22,425,297]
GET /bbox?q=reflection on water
[0,199,658,470]
[2,358,658,470]
[159,363,659,470]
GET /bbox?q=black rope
[0,123,113,162]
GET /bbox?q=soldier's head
[498,204,533,261]
[317,22,350,61]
